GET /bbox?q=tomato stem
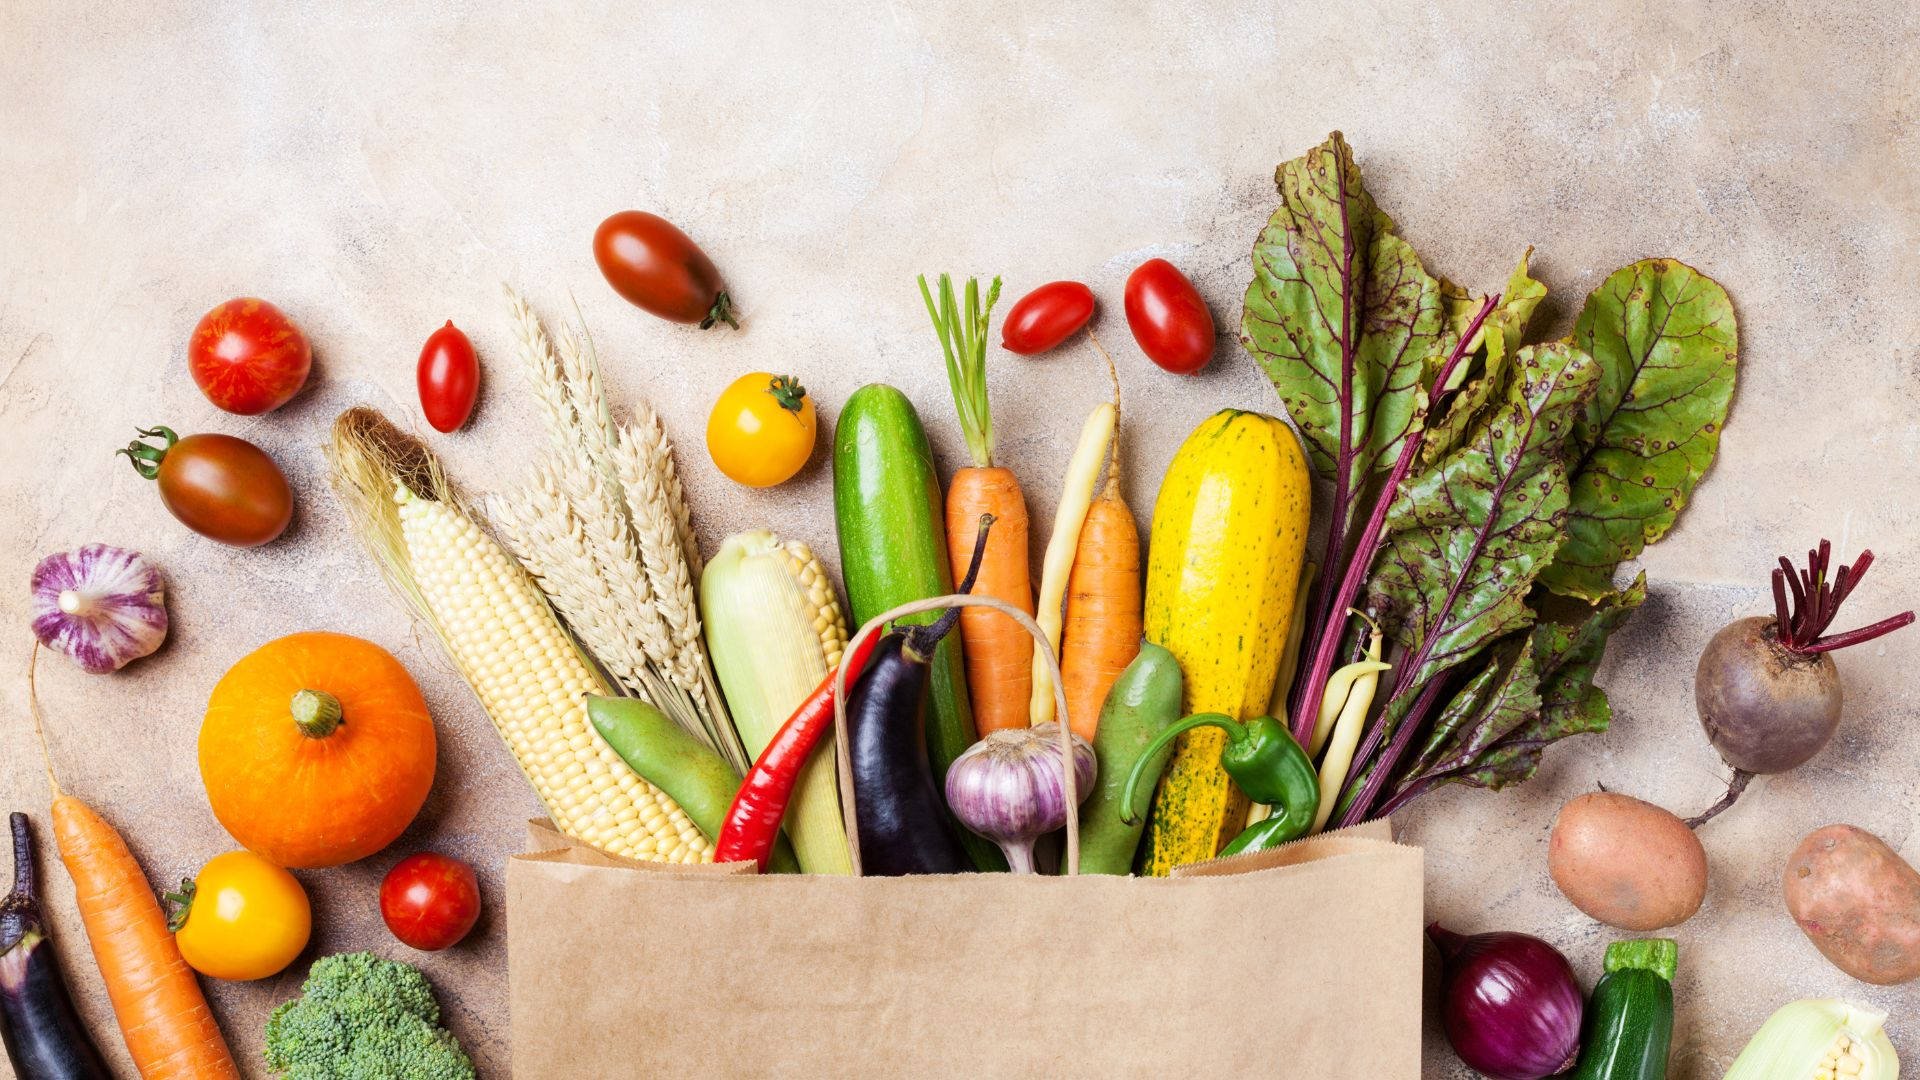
[701,291,739,330]
[766,375,809,416]
[162,878,197,933]
[115,425,179,480]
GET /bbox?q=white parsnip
[1028,401,1117,726]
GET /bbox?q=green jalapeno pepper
[1119,713,1320,856]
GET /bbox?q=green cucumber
[1567,939,1677,1080]
[832,384,1000,871]
[1076,644,1184,874]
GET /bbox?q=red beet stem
[1799,610,1917,654]
[1774,541,1913,655]
[1772,570,1794,648]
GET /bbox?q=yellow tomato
[171,850,311,981]
[706,373,816,487]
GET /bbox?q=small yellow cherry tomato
[706,373,816,487]
[169,850,311,981]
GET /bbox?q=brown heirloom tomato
[118,426,293,546]
[593,210,737,328]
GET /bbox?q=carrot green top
[918,272,1002,469]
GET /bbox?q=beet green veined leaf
[1240,132,1446,545]
[1404,637,1539,783]
[1452,572,1648,789]
[1366,341,1599,692]
[1421,249,1550,466]
[1541,260,1737,600]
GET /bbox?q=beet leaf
[1365,341,1598,692]
[1420,250,1549,466]
[1541,260,1738,599]
[1376,573,1648,815]
[1240,132,1447,603]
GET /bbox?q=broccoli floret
[264,951,476,1080]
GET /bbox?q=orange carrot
[945,466,1035,731]
[30,646,240,1080]
[1058,333,1141,740]
[51,797,240,1080]
[1060,484,1141,740]
[921,272,1035,733]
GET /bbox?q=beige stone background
[3,2,1917,1076]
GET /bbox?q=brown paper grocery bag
[508,819,1422,1078]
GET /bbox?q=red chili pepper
[714,630,881,870]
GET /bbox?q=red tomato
[1000,281,1096,355]
[593,211,737,328]
[416,321,480,433]
[188,298,311,414]
[1123,259,1215,374]
[379,853,481,952]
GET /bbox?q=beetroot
[1688,540,1913,826]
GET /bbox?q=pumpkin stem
[290,689,344,738]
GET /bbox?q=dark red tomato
[416,321,480,433]
[1000,281,1096,355]
[117,426,293,546]
[380,853,481,952]
[593,210,737,328]
[188,298,312,414]
[1124,258,1215,374]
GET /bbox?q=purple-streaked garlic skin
[944,722,1096,874]
[30,544,167,674]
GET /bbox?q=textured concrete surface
[3,2,1917,1076]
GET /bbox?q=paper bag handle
[832,594,1080,876]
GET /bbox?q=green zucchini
[1076,643,1183,874]
[1568,939,1677,1080]
[832,384,1000,871]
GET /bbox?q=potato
[1547,791,1707,930]
[1784,824,1920,985]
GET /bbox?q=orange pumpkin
[199,631,436,868]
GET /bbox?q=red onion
[1428,923,1583,1079]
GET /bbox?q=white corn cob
[700,530,851,874]
[1725,999,1898,1080]
[395,484,711,864]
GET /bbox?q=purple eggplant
[2,812,109,1080]
[848,516,992,876]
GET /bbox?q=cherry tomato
[1124,258,1215,374]
[706,373,816,487]
[118,425,293,547]
[417,320,481,433]
[380,852,481,951]
[593,210,737,328]
[1000,281,1096,355]
[188,298,312,414]
[170,850,311,981]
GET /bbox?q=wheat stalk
[629,396,704,574]
[496,286,745,773]
[505,287,579,452]
[613,424,733,739]
[490,466,655,701]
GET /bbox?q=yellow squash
[1140,409,1310,874]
